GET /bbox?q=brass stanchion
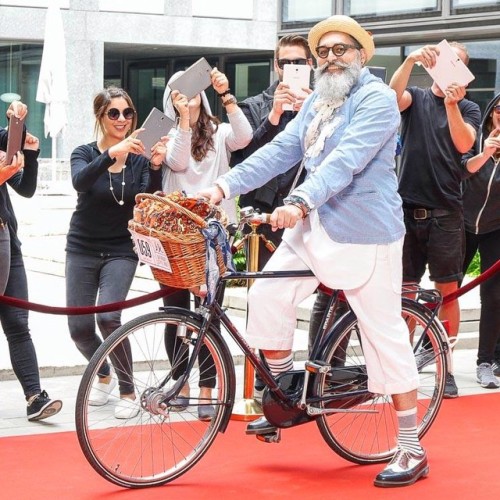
[231,218,274,421]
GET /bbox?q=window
[282,0,331,22]
[344,0,439,18]
[127,65,167,125]
[451,0,500,14]
[0,43,53,158]
[453,0,499,6]
[225,61,272,102]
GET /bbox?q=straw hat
[308,15,375,62]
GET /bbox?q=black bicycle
[75,208,449,488]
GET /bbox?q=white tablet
[168,57,213,100]
[423,39,475,92]
[282,64,311,111]
[136,107,175,160]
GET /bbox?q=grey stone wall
[0,1,280,159]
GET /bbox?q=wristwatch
[221,95,237,107]
[283,195,311,218]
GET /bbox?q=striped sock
[397,408,423,454]
[264,353,294,377]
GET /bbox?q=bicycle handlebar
[228,206,272,252]
[239,206,271,225]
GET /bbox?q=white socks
[397,407,423,454]
[264,353,294,377]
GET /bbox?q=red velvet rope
[442,258,500,304]
[1,259,499,315]
[0,286,177,315]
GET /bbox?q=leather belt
[404,208,454,220]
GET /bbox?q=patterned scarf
[201,220,235,304]
[304,97,345,158]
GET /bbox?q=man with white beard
[199,15,428,488]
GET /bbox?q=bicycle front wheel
[315,299,447,464]
[75,309,234,488]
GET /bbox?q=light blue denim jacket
[221,68,404,244]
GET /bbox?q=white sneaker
[89,377,117,406]
[114,397,140,419]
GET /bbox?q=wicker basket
[128,193,227,289]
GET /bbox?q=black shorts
[402,211,465,283]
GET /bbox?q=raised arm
[389,45,440,111]
[465,127,500,173]
[444,84,478,153]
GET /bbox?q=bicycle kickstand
[256,429,281,444]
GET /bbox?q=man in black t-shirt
[390,42,481,398]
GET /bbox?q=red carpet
[2,393,498,499]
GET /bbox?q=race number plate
[129,230,172,272]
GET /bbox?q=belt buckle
[413,209,428,220]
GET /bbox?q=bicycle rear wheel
[315,299,447,465]
[75,309,234,488]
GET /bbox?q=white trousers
[246,213,419,395]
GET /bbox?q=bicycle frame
[170,268,449,425]
[165,206,452,428]
[75,209,452,488]
[176,269,316,405]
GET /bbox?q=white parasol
[36,1,68,168]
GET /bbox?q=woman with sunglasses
[462,93,500,389]
[159,67,252,420]
[66,87,166,419]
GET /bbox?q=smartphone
[282,64,311,112]
[6,115,25,164]
[168,57,213,100]
[136,108,175,159]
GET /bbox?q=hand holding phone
[282,64,311,112]
[6,115,25,165]
[421,39,475,92]
[0,151,24,185]
[135,108,175,159]
[168,58,213,100]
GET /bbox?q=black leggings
[463,229,500,365]
[162,287,224,389]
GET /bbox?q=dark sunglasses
[315,43,359,59]
[276,58,308,70]
[494,105,500,114]
[106,107,135,120]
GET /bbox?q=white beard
[313,56,363,103]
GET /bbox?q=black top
[462,93,500,234]
[398,87,481,211]
[66,141,161,257]
[230,80,305,211]
[0,127,39,254]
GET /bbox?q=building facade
[0,0,499,161]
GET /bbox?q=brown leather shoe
[374,448,429,488]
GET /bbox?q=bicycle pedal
[256,430,281,444]
[305,360,330,374]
